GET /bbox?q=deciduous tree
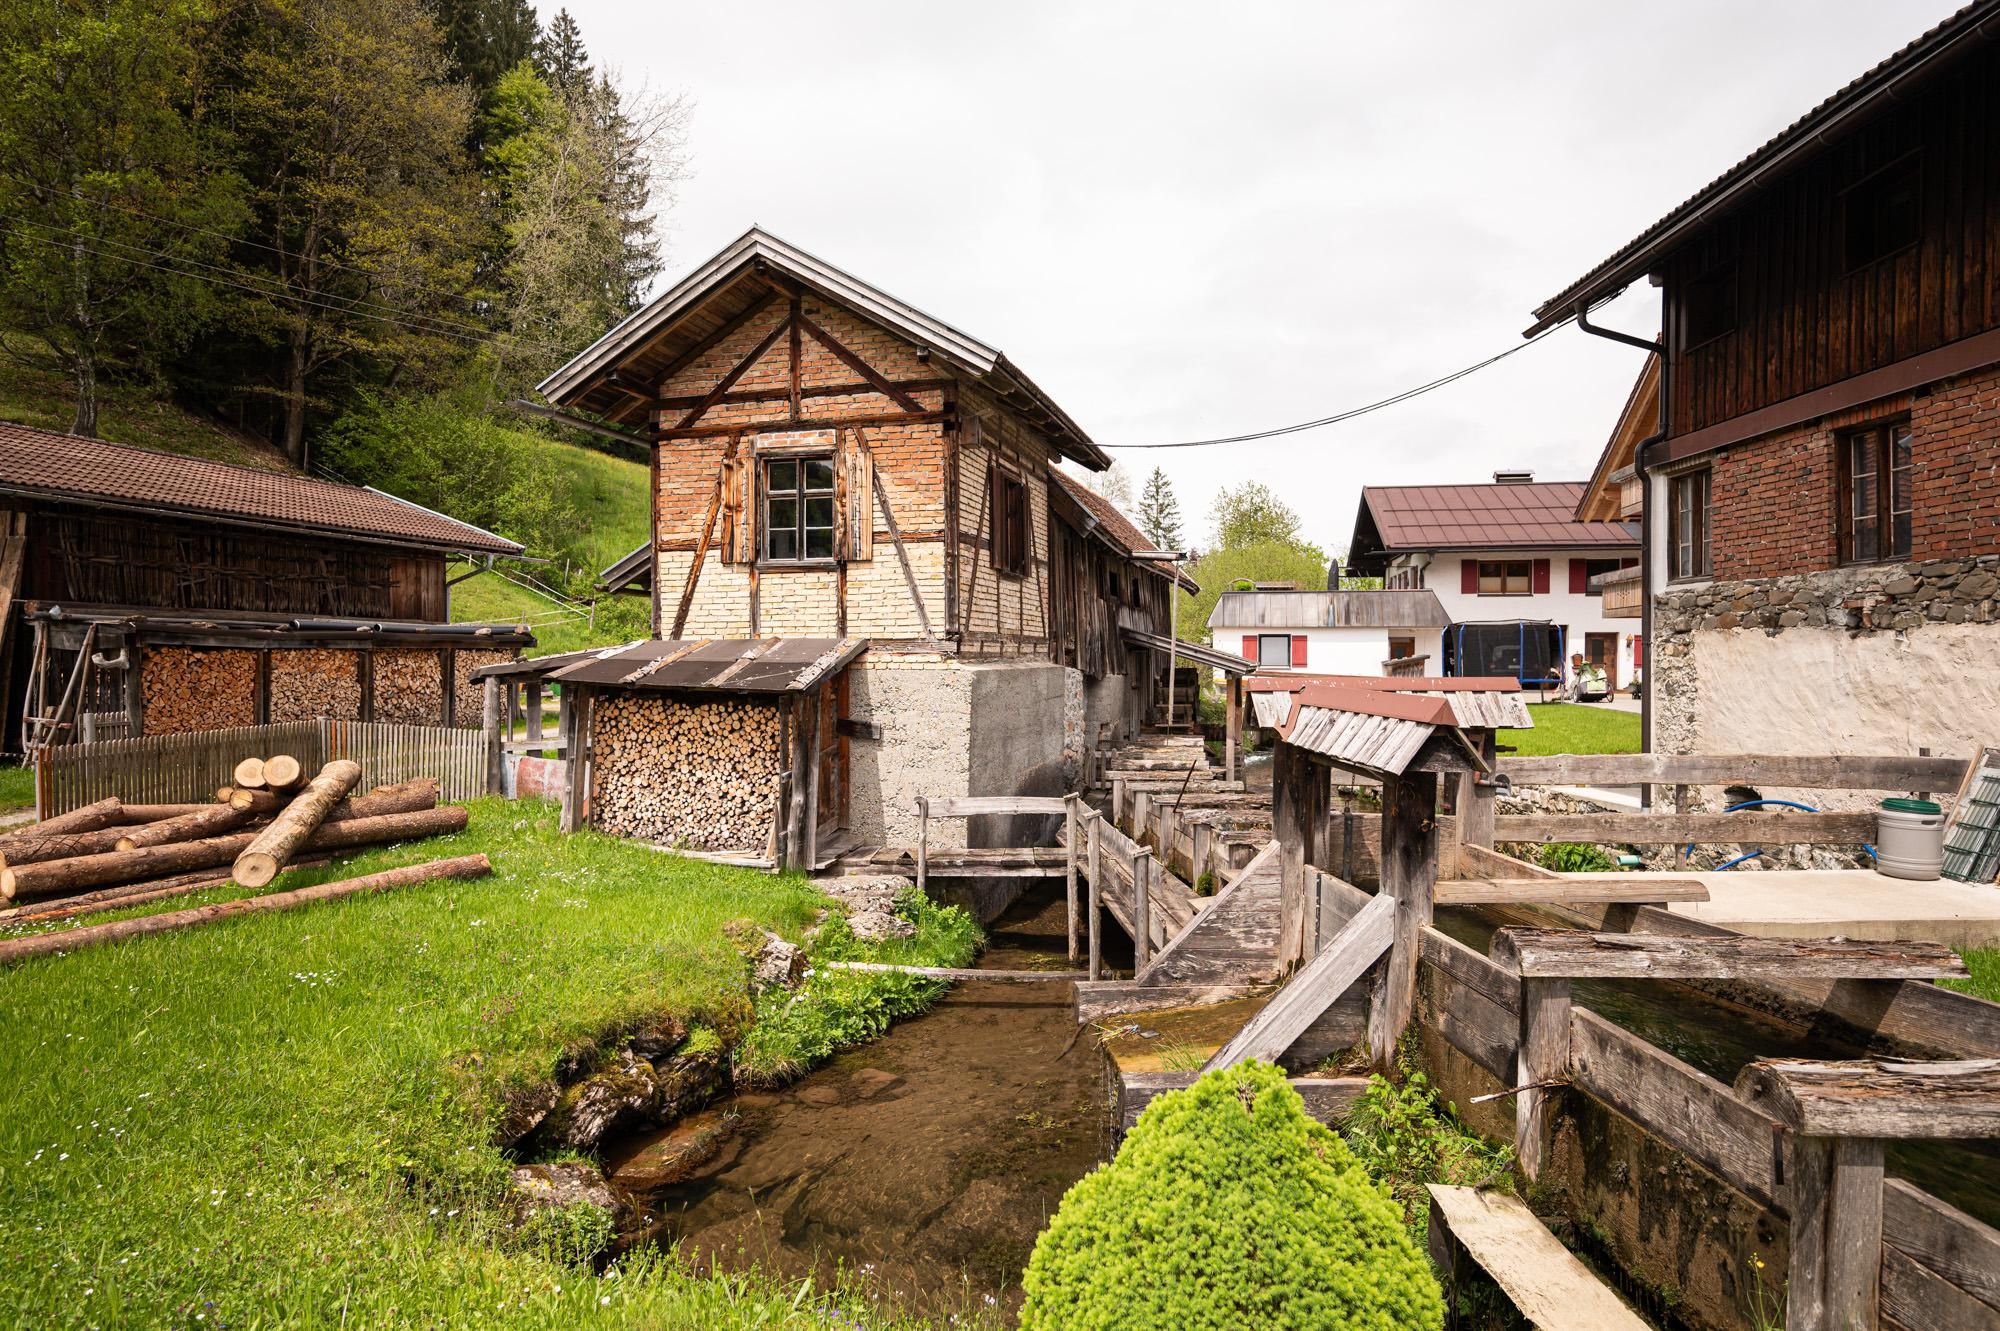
[1209,479,1305,550]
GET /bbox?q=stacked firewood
[589,694,781,849]
[373,650,444,725]
[0,754,468,914]
[141,647,259,734]
[269,650,364,722]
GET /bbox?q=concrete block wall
[846,652,973,848]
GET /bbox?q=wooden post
[1273,742,1321,970]
[1368,769,1437,1070]
[122,632,143,739]
[800,689,822,871]
[558,687,584,833]
[916,795,929,898]
[1673,783,1691,869]
[1785,1136,1886,1331]
[1225,674,1242,783]
[1514,977,1572,1182]
[1064,793,1080,961]
[1134,849,1153,972]
[1087,811,1103,981]
[482,676,505,796]
[525,680,544,743]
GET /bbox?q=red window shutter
[1290,635,1308,668]
[1568,559,1587,594]
[1241,635,1257,661]
[1532,559,1551,594]
[1460,561,1479,594]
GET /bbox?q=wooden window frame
[1388,635,1416,661]
[1667,467,1712,582]
[760,453,838,566]
[1837,419,1913,565]
[1476,559,1533,596]
[1255,634,1293,670]
[990,467,1029,578]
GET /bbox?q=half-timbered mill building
[1533,1,2000,765]
[533,228,1210,861]
[0,422,527,750]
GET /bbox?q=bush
[1020,1061,1443,1331]
[1341,1068,1514,1240]
[1537,841,1617,873]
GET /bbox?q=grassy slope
[0,350,288,471]
[0,800,957,1330]
[1498,703,1642,757]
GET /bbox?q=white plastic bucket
[1875,806,1945,881]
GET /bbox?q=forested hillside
[0,0,678,628]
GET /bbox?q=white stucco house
[1207,588,1451,676]
[1344,471,1641,690]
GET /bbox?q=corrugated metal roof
[597,543,652,594]
[549,637,867,693]
[1207,589,1450,629]
[0,421,522,555]
[537,227,1108,468]
[1527,3,1998,333]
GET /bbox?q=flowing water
[610,883,1110,1323]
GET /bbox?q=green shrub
[1020,1061,1443,1331]
[1537,841,1617,873]
[1341,1068,1514,1240]
[516,1198,615,1268]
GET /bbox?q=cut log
[321,779,439,825]
[115,803,255,851]
[232,759,363,888]
[0,859,334,924]
[0,855,492,966]
[262,753,305,791]
[0,797,122,840]
[232,757,267,789]
[1,806,468,901]
[120,802,222,823]
[0,824,137,868]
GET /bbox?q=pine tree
[535,8,589,90]
[434,0,539,97]
[1137,466,1185,551]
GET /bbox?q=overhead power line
[1107,324,1563,450]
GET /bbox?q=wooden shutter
[1568,559,1587,594]
[1460,560,1479,594]
[1290,635,1308,668]
[1241,635,1257,661]
[1532,559,1551,594]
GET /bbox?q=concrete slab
[1590,869,2000,950]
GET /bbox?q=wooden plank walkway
[1426,1186,1652,1331]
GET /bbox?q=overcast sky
[565,1,1959,557]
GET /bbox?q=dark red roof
[0,421,521,554]
[1048,468,1196,589]
[1291,685,1456,726]
[1349,481,1636,565]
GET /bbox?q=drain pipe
[1573,299,1667,781]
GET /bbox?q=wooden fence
[33,719,491,816]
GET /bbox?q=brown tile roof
[1354,481,1637,557]
[1048,468,1197,589]
[0,421,521,554]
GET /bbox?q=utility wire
[1107,324,1563,450]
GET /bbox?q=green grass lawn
[0,799,966,1329]
[450,570,650,658]
[0,763,33,813]
[1945,949,2000,1005]
[1498,703,1642,757]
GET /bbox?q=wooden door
[817,675,846,830]
[1584,633,1618,690]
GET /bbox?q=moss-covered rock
[1019,1061,1444,1331]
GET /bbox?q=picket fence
[33,719,491,817]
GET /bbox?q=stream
[607,882,1110,1323]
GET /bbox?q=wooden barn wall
[1047,506,1176,682]
[1665,42,2000,435]
[17,503,443,620]
[954,382,1054,653]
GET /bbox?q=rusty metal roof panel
[548,637,866,693]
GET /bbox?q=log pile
[269,649,363,723]
[141,647,258,734]
[453,649,516,727]
[589,693,781,850]
[373,649,444,725]
[0,760,466,908]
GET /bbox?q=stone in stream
[821,875,917,941]
[849,1068,902,1099]
[508,1161,618,1225]
[605,1110,734,1191]
[794,1083,842,1107]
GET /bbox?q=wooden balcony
[1589,563,1642,618]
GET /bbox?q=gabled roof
[1047,468,1197,590]
[1345,481,1637,572]
[1576,357,1659,523]
[537,226,1109,468]
[1528,2,2000,334]
[1207,589,1449,630]
[0,421,521,555]
[597,542,653,594]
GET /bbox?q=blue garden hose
[1685,798,1835,870]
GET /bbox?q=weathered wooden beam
[1065,794,1080,963]
[826,962,1086,982]
[1369,769,1437,1070]
[1434,877,1709,906]
[1736,1057,2000,1139]
[918,795,1069,817]
[1785,1134,1886,1331]
[1515,977,1571,1183]
[1500,752,1966,792]
[1426,1186,1654,1331]
[1206,892,1394,1069]
[1495,811,1879,845]
[1087,811,1103,981]
[659,410,949,440]
[1492,929,1968,981]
